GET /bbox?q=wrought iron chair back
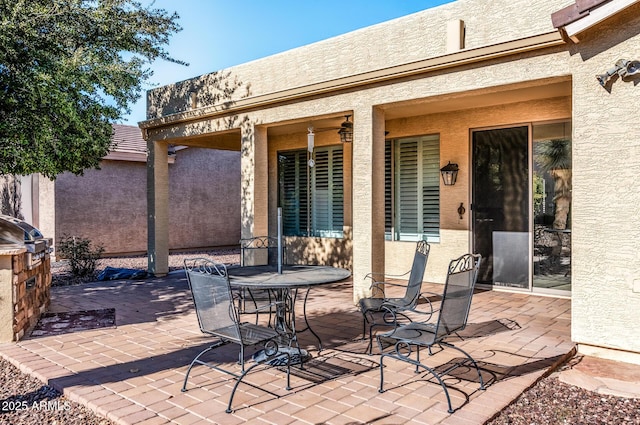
[359,240,431,353]
[434,253,479,338]
[181,258,291,413]
[377,253,484,413]
[240,236,284,266]
[399,240,431,306]
[186,259,241,341]
[238,236,284,321]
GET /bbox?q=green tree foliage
[0,0,184,179]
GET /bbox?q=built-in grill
[0,214,53,342]
[0,215,52,270]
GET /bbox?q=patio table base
[253,346,312,366]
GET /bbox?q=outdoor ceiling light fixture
[596,59,640,87]
[440,161,459,186]
[338,115,353,143]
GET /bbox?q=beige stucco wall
[143,0,640,360]
[146,0,570,119]
[55,147,240,255]
[36,175,56,245]
[144,0,577,290]
[564,5,640,362]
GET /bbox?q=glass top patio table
[227,264,351,356]
[227,264,351,288]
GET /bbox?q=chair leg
[181,342,224,392]
[441,341,486,390]
[416,362,455,413]
[226,362,261,413]
[379,343,457,413]
[378,352,386,393]
[226,350,292,413]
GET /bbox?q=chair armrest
[419,290,442,300]
[240,300,283,315]
[364,271,412,292]
[364,270,411,282]
[406,292,441,319]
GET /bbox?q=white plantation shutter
[312,146,343,237]
[278,151,308,236]
[384,141,393,239]
[421,137,440,237]
[388,135,440,241]
[279,146,343,238]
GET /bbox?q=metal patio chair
[237,236,284,320]
[377,253,484,413]
[181,258,291,413]
[358,240,432,354]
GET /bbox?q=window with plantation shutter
[278,151,308,236]
[385,135,440,241]
[278,146,344,238]
[384,141,393,239]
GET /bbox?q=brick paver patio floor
[0,271,572,424]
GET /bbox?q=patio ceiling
[145,78,571,144]
[264,78,571,137]
[383,78,572,120]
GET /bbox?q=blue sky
[122,0,454,125]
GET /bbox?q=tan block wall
[566,5,640,359]
[56,147,240,255]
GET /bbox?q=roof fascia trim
[140,31,564,130]
[564,0,640,42]
[103,152,175,164]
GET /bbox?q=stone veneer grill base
[0,248,51,342]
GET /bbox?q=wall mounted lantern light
[338,115,353,143]
[440,161,459,186]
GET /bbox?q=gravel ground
[51,248,241,287]
[2,248,639,424]
[0,357,112,425]
[487,369,640,425]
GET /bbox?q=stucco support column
[241,123,269,241]
[0,255,13,342]
[147,140,169,276]
[352,106,386,304]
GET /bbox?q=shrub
[57,236,105,278]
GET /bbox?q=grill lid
[0,215,45,247]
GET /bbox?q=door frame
[470,121,572,297]
[470,123,532,292]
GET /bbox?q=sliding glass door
[532,122,572,292]
[472,126,530,289]
[472,122,571,294]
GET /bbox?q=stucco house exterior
[140,0,640,364]
[17,124,241,255]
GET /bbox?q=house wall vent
[446,19,466,53]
